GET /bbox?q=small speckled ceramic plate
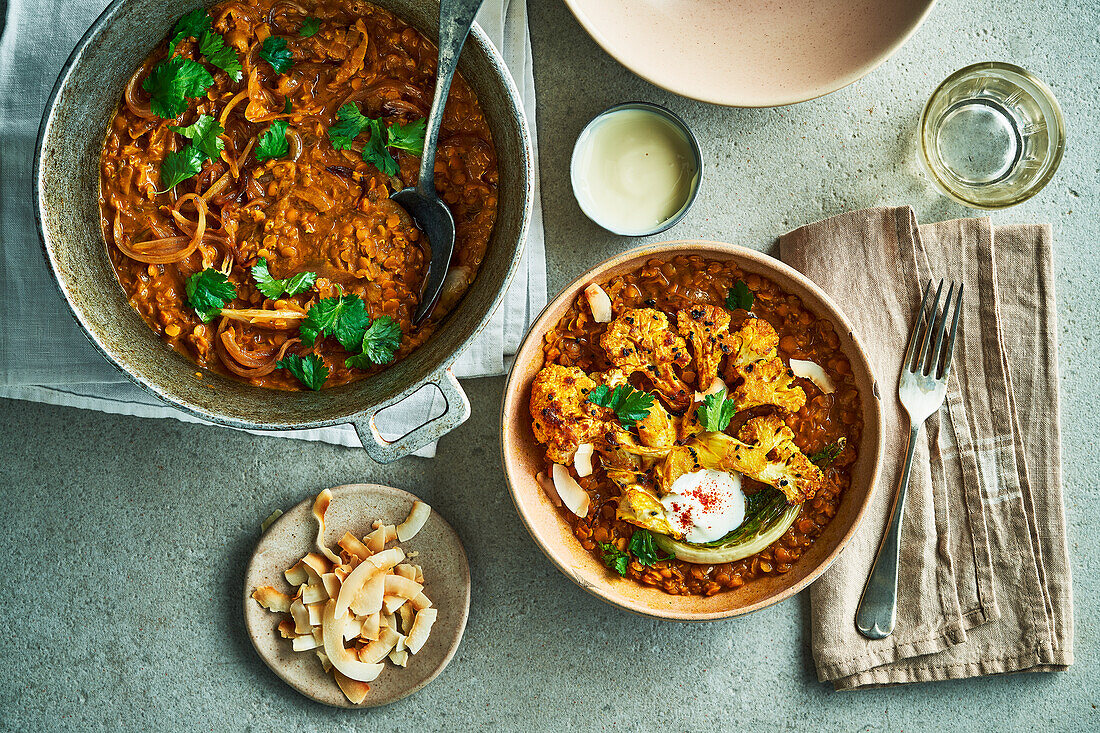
[243,484,470,708]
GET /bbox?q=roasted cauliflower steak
[529,363,605,464]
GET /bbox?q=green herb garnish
[726,279,754,311]
[586,384,654,429]
[362,119,398,176]
[255,119,289,162]
[168,9,212,54]
[328,103,370,150]
[597,542,629,577]
[345,316,402,369]
[185,268,236,322]
[299,292,370,351]
[299,17,321,37]
[696,392,738,433]
[198,30,243,82]
[277,353,328,391]
[251,258,316,299]
[260,35,293,74]
[810,438,847,468]
[142,56,214,119]
[174,114,224,162]
[628,529,676,567]
[157,146,205,192]
[386,118,427,155]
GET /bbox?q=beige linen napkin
[779,207,1073,689]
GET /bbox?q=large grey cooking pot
[35,0,532,462]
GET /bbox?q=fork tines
[903,279,964,380]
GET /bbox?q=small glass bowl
[919,62,1065,209]
[570,101,703,236]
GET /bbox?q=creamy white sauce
[660,469,747,544]
[572,108,698,235]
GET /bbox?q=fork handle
[855,424,921,639]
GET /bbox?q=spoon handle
[418,0,485,194]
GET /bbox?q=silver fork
[855,279,964,639]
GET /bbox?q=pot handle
[350,366,471,463]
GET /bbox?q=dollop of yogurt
[660,469,747,543]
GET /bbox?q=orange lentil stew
[99,0,497,390]
[528,256,862,596]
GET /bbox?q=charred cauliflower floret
[600,308,693,411]
[676,415,826,503]
[735,357,806,412]
[529,364,605,463]
[675,305,732,391]
[725,318,806,413]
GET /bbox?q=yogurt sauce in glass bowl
[571,102,702,236]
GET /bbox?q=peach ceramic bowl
[563,0,937,107]
[501,241,884,620]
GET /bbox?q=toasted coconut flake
[316,650,333,673]
[573,443,595,477]
[409,592,432,611]
[584,283,613,323]
[312,489,342,564]
[292,632,322,651]
[413,565,423,584]
[261,509,283,533]
[382,611,397,631]
[333,670,370,705]
[301,552,331,581]
[397,603,415,633]
[367,547,405,572]
[338,531,372,561]
[364,524,398,553]
[290,598,311,635]
[536,471,562,507]
[551,463,590,518]
[394,564,417,580]
[277,619,297,639]
[301,583,328,604]
[252,586,292,613]
[358,626,402,664]
[337,558,383,619]
[382,595,408,615]
[349,572,386,617]
[396,501,431,542]
[384,574,424,600]
[406,607,438,654]
[389,649,409,667]
[790,359,836,394]
[361,612,380,641]
[694,377,728,402]
[284,561,309,587]
[322,600,384,683]
[343,616,363,642]
[321,572,343,599]
[307,603,324,627]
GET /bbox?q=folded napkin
[780,207,1072,688]
[0,0,546,454]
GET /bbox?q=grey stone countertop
[2,0,1097,730]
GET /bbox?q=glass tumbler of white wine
[919,62,1064,209]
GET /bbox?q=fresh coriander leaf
[810,437,847,467]
[696,392,738,433]
[168,9,212,54]
[597,542,629,577]
[726,279,755,311]
[251,258,316,299]
[260,35,293,74]
[362,119,398,176]
[158,145,205,192]
[185,268,236,322]
[284,97,293,113]
[299,16,321,37]
[299,293,370,351]
[386,118,426,155]
[277,353,328,391]
[198,31,243,82]
[586,384,654,429]
[628,529,676,567]
[174,114,224,162]
[143,56,214,119]
[255,119,289,162]
[328,103,370,150]
[345,316,402,369]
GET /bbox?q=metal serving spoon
[392,0,485,325]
